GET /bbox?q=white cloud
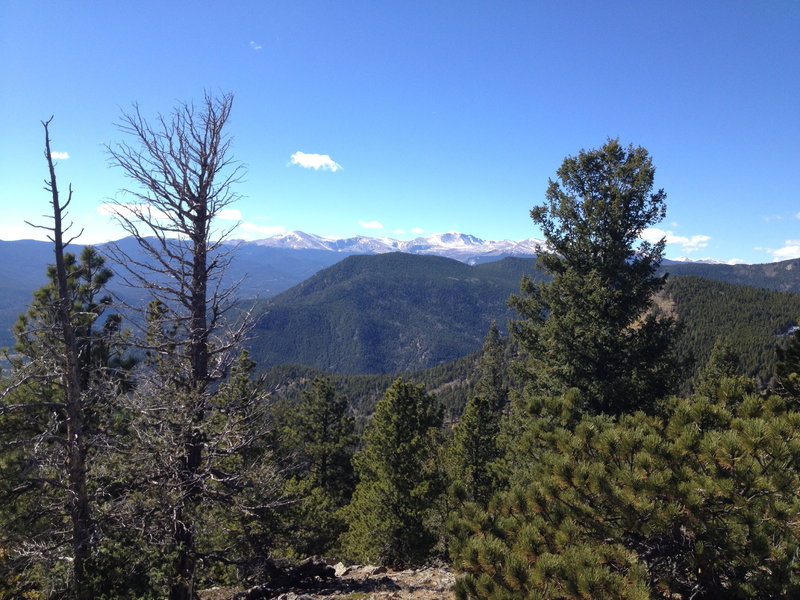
[359,220,383,230]
[98,204,287,243]
[289,151,342,172]
[0,222,49,241]
[97,202,171,221]
[795,212,800,220]
[249,41,262,50]
[767,240,800,261]
[217,208,242,221]
[641,227,711,253]
[96,204,116,216]
[681,235,711,252]
[394,229,405,234]
[50,151,69,160]
[99,203,245,224]
[411,227,424,234]
[239,222,285,237]
[358,221,383,229]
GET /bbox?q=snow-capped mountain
[246,232,750,266]
[252,231,545,264]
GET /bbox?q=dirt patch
[200,564,455,600]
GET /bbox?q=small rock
[415,572,432,584]
[362,565,387,576]
[334,562,351,577]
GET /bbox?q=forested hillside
[262,351,483,423]
[246,253,541,373]
[258,270,800,427]
[666,275,800,384]
[3,236,799,353]
[244,253,800,383]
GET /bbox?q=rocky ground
[200,563,456,600]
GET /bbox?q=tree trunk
[168,209,211,600]
[43,119,93,600]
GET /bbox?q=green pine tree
[695,338,750,397]
[448,324,508,505]
[13,246,131,387]
[473,323,508,413]
[447,141,800,600]
[340,378,443,566]
[509,139,676,414]
[449,380,800,600]
[2,245,134,598]
[275,377,357,556]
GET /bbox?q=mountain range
[251,230,743,266]
[3,232,800,371]
[247,230,544,264]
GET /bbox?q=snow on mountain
[415,232,483,247]
[250,231,544,263]
[251,231,751,266]
[665,256,731,265]
[329,235,403,253]
[253,231,332,250]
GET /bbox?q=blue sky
[1,1,798,264]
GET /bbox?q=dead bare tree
[0,118,95,599]
[105,92,279,600]
[39,124,94,600]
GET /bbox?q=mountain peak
[254,231,332,250]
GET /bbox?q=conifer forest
[3,94,800,600]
